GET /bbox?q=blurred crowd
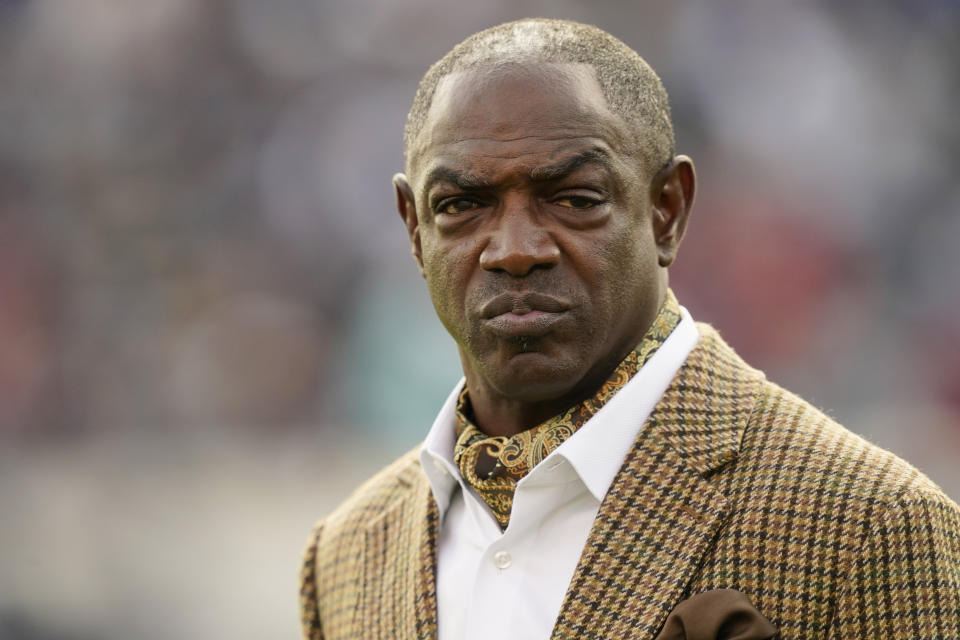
[0,1,957,638]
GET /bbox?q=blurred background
[0,0,958,637]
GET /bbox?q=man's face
[400,63,672,411]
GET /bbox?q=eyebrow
[423,148,615,192]
[423,166,492,191]
[528,148,615,182]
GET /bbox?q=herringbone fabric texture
[300,324,960,640]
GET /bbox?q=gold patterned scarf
[453,289,682,529]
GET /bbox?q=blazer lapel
[359,462,439,639]
[551,325,764,640]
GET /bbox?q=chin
[485,349,586,402]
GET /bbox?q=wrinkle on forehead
[427,137,616,174]
[409,62,634,178]
[414,140,633,199]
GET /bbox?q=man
[300,19,960,640]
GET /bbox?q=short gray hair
[403,18,675,177]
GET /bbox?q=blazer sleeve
[299,523,325,640]
[828,486,960,638]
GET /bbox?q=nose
[479,200,560,277]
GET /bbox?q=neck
[463,341,635,438]
[465,389,582,439]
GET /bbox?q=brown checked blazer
[300,324,960,639]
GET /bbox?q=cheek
[421,240,471,330]
[587,224,657,310]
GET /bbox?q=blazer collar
[651,323,765,478]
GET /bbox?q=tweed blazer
[300,324,960,639]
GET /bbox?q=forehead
[410,63,635,181]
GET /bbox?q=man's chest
[435,475,599,640]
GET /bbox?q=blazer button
[493,550,512,569]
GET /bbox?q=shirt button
[493,550,512,569]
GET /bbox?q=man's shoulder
[300,446,431,637]
[688,330,960,637]
[749,376,951,505]
[314,445,427,539]
[710,353,953,516]
[692,322,953,505]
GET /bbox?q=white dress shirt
[420,307,699,640]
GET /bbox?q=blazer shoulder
[690,323,952,503]
[676,322,952,507]
[745,375,954,507]
[300,445,432,639]
[313,445,426,539]
[690,333,960,637]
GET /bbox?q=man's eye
[555,196,600,209]
[437,198,479,214]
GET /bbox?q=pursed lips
[479,292,570,337]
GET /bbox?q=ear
[649,155,696,267]
[393,173,424,277]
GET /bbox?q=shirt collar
[420,380,467,518]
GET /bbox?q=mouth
[480,292,570,338]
